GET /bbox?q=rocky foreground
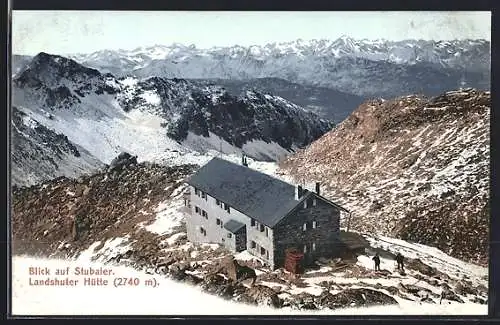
[12,154,488,312]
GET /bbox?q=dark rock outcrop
[317,288,398,309]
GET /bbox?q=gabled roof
[186,157,348,228]
[223,219,246,233]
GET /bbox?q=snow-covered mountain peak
[18,52,103,88]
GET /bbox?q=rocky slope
[11,106,103,186]
[11,154,488,312]
[11,156,197,257]
[63,37,490,98]
[279,88,490,265]
[193,78,365,123]
[11,53,332,185]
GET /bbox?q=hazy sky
[12,11,491,55]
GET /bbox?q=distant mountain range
[13,37,490,122]
[59,37,490,98]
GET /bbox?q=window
[303,245,307,253]
[201,192,207,200]
[251,241,256,249]
[303,201,307,209]
[195,188,199,196]
[312,221,317,229]
[195,206,200,214]
[265,227,269,237]
[202,210,208,219]
[224,203,230,213]
[227,233,232,239]
[313,199,317,207]
[312,242,316,251]
[260,247,266,256]
[260,224,265,232]
[303,223,307,231]
[216,199,221,206]
[216,218,221,226]
[199,227,206,236]
[251,219,256,227]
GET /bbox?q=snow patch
[138,90,161,106]
[143,200,184,236]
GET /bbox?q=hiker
[395,252,405,272]
[372,253,381,271]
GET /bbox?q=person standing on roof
[372,253,381,271]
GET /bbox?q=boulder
[475,283,488,297]
[454,280,477,296]
[290,292,318,310]
[222,256,257,285]
[470,296,487,305]
[318,288,398,309]
[169,264,187,281]
[440,288,465,304]
[399,283,434,297]
[406,258,437,277]
[183,273,203,286]
[421,296,436,304]
[108,152,138,172]
[245,285,282,308]
[199,272,236,299]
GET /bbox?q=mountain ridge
[278,88,490,265]
[11,52,333,185]
[58,37,489,99]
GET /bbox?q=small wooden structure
[284,248,304,274]
[335,231,370,261]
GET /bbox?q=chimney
[315,182,320,196]
[295,185,303,200]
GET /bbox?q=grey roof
[186,157,347,227]
[223,219,246,233]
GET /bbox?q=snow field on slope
[142,183,187,236]
[364,235,487,280]
[182,131,291,163]
[18,100,185,164]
